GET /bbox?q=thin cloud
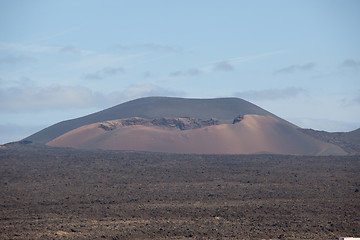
[169,68,201,77]
[73,53,133,69]
[0,42,53,53]
[234,87,306,101]
[200,51,284,74]
[83,73,102,80]
[348,91,360,105]
[0,55,34,65]
[0,85,103,112]
[207,51,284,67]
[355,95,360,104]
[143,71,154,78]
[83,67,125,80]
[169,71,183,77]
[213,61,234,72]
[341,59,360,69]
[0,42,92,55]
[274,63,315,75]
[34,26,82,43]
[0,83,184,112]
[187,68,201,75]
[110,83,185,103]
[169,51,282,77]
[59,46,84,55]
[0,76,36,89]
[103,67,125,75]
[114,43,182,53]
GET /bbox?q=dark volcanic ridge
[99,116,222,131]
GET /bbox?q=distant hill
[299,128,360,154]
[22,97,357,155]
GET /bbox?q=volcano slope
[46,115,345,155]
[25,97,284,144]
[25,97,347,155]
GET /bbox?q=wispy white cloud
[33,26,82,43]
[274,63,315,75]
[0,42,52,53]
[234,87,306,101]
[224,51,284,65]
[0,83,184,112]
[0,42,92,55]
[0,85,103,111]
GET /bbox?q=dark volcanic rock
[99,118,151,131]
[121,117,149,126]
[151,117,219,130]
[233,115,244,124]
[151,117,187,129]
[99,122,117,131]
[98,117,220,131]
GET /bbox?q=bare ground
[0,146,359,239]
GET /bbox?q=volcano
[24,97,348,155]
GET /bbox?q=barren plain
[1,145,359,239]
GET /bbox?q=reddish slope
[47,115,346,155]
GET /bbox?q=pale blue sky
[1,0,360,143]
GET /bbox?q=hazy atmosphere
[1,0,359,144]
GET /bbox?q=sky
[0,0,360,144]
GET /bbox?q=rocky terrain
[0,145,359,239]
[99,117,221,131]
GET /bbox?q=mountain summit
[24,97,347,155]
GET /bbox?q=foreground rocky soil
[0,146,359,239]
